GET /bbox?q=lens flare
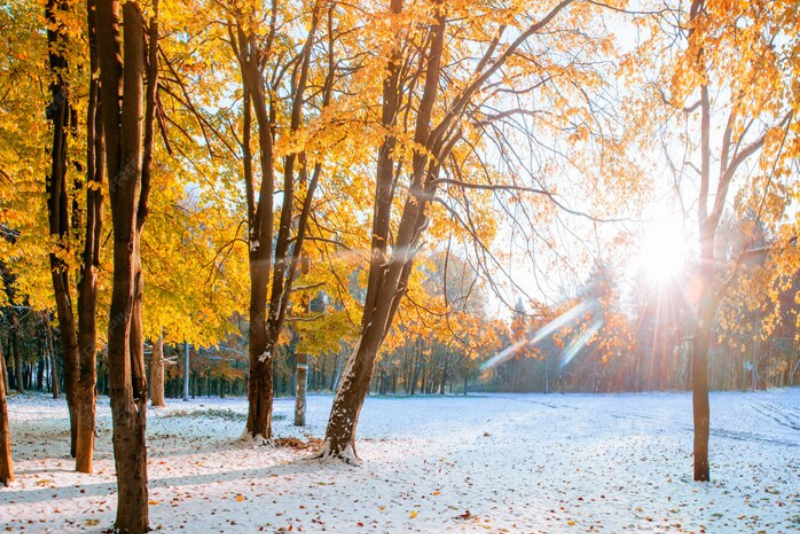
[481,298,600,372]
[558,319,603,369]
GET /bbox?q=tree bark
[239,49,276,441]
[150,336,165,407]
[0,342,13,486]
[245,262,273,439]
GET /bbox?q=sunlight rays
[481,299,602,372]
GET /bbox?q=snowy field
[2,389,799,534]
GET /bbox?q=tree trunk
[182,342,190,401]
[96,0,155,530]
[690,78,714,483]
[294,353,308,427]
[44,0,80,458]
[545,360,550,394]
[410,346,420,396]
[11,326,24,394]
[691,277,715,482]
[240,80,274,437]
[37,357,45,391]
[235,38,276,441]
[44,317,60,399]
[0,343,13,486]
[45,350,51,392]
[150,336,165,407]
[439,355,447,395]
[74,0,104,474]
[245,264,273,439]
[320,328,385,463]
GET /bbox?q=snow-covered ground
[2,389,799,533]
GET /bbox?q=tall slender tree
[96,0,159,529]
[44,0,80,460]
[0,340,12,486]
[150,335,165,407]
[74,0,105,475]
[641,0,799,481]
[43,0,105,473]
[223,0,338,440]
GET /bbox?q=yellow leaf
[410,511,418,519]
[236,494,244,502]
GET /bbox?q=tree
[75,0,105,476]
[96,0,159,530]
[0,339,13,486]
[150,335,165,407]
[43,0,106,474]
[221,0,340,440]
[43,0,81,462]
[294,262,311,426]
[640,0,799,481]
[183,342,189,402]
[321,0,623,462]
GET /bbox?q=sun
[641,219,686,283]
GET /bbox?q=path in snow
[2,389,798,533]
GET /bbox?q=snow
[2,389,799,533]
